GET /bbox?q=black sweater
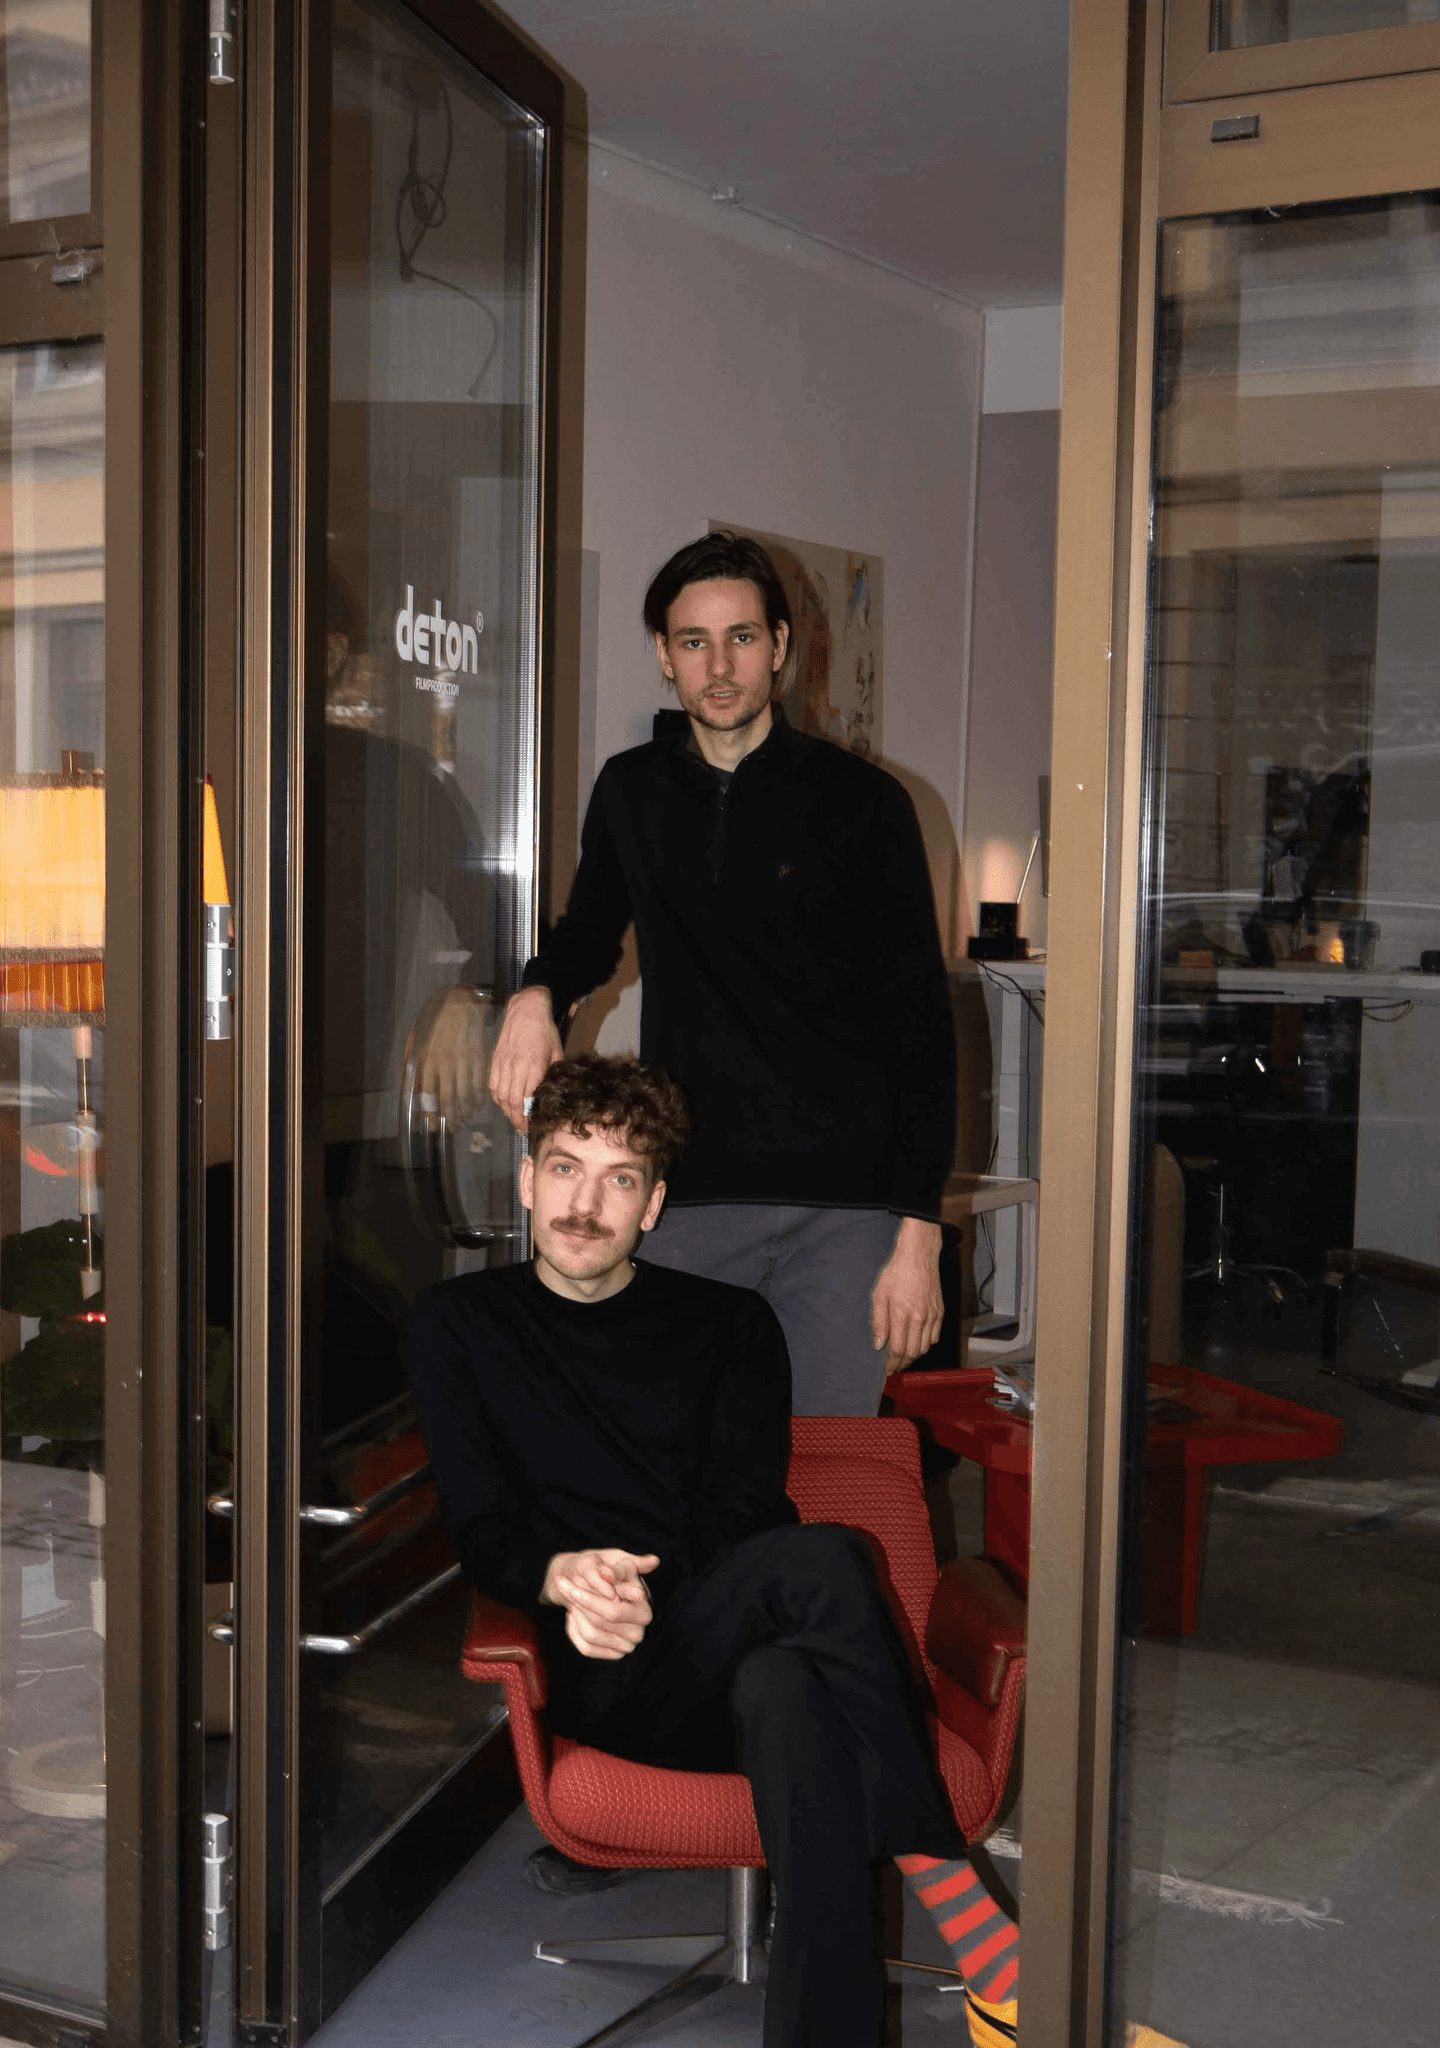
[404,1260,796,1640]
[523,711,956,1220]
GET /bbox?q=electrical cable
[976,1128,1000,1312]
[394,68,501,399]
[979,962,1045,1028]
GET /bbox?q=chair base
[1185,1259,1310,1307]
[886,1954,966,1993]
[534,1867,766,2047]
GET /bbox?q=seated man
[405,1053,1180,2048]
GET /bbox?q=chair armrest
[461,1589,549,1711]
[926,1557,1026,1708]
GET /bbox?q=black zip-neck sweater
[523,711,956,1219]
[404,1259,796,1719]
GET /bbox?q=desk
[950,959,1045,1320]
[888,1363,1343,1635]
[955,954,1440,1295]
[1164,962,1440,1006]
[1155,961,1440,1276]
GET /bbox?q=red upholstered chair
[461,1415,1026,2042]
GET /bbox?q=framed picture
[712,521,883,758]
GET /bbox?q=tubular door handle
[209,1611,235,1646]
[300,1562,462,1656]
[216,1466,437,1530]
[299,1462,434,1527]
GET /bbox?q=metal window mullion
[1015,2,1162,2044]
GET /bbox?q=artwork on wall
[711,521,883,759]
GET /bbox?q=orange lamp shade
[0,774,106,1023]
[203,775,230,908]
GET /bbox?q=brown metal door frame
[104,5,210,2045]
[1018,7,1440,2045]
[1165,0,1440,102]
[232,0,320,2033]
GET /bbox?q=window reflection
[1114,196,1440,2045]
[1216,0,1440,48]
[0,1,91,225]
[0,337,105,2014]
[310,0,543,1898]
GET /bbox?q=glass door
[0,5,206,2043]
[1111,179,1440,2048]
[229,0,564,2035]
[309,0,547,2003]
[0,3,106,2024]
[0,320,108,2040]
[1021,9,1440,2046]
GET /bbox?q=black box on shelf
[967,901,1027,961]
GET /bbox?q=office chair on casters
[461,1415,1028,2046]
[1178,1033,1310,1313]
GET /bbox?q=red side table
[887,1362,1343,1635]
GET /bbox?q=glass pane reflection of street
[0,338,106,2015]
[1113,196,1440,2047]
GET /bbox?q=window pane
[314,0,544,1899]
[1215,0,1440,49]
[0,1,91,224]
[0,336,105,2016]
[1114,196,1440,2047]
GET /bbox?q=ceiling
[497,0,1070,306]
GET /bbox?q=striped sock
[895,1853,1019,2006]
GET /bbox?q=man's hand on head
[541,1547,660,1660]
[488,986,563,1133]
[871,1217,944,1377]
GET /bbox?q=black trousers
[557,1523,965,2048]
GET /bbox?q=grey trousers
[637,1202,900,1416]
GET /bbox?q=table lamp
[0,753,105,1299]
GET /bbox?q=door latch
[203,1812,234,1951]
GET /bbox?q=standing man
[488,531,956,1413]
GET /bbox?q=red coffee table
[887,1362,1343,1635]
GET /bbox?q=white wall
[982,303,1063,417]
[959,304,1062,948]
[571,147,984,1048]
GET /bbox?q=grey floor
[310,1804,975,2048]
[304,1392,1440,2048]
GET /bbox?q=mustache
[553,1216,614,1241]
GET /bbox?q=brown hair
[643,530,792,645]
[527,1053,694,1179]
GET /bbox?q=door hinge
[209,0,237,83]
[205,902,235,1040]
[204,1811,234,1951]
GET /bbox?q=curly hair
[527,1053,694,1179]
